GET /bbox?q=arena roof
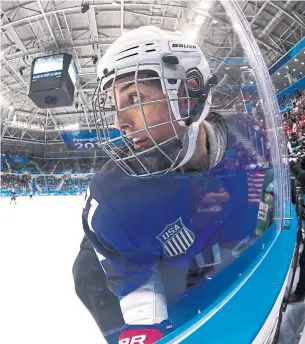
[1,0,305,156]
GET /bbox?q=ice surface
[0,196,107,344]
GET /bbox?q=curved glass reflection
[77,1,290,343]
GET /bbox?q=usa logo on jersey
[157,217,195,257]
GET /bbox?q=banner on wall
[7,156,28,164]
[61,130,123,151]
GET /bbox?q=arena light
[64,123,79,131]
[0,94,9,107]
[184,27,199,42]
[195,16,204,26]
[200,0,211,10]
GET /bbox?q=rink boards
[159,205,297,344]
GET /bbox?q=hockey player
[10,188,17,205]
[73,26,271,344]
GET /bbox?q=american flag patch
[247,171,266,206]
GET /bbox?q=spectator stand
[0,172,93,197]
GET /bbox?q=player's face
[111,74,184,150]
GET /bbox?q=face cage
[92,63,193,177]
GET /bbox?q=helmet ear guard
[189,73,217,118]
[178,70,218,122]
[185,68,217,100]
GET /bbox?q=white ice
[0,196,107,344]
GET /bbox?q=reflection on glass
[76,8,285,344]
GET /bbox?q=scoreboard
[28,53,78,109]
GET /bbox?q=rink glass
[90,0,290,340]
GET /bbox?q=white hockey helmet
[92,26,216,176]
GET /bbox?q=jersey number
[83,186,99,234]
[83,187,106,262]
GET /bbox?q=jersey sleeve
[82,172,171,325]
[82,212,160,297]
[82,171,161,298]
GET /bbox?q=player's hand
[119,328,163,344]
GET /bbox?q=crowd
[0,174,92,194]
[61,175,93,192]
[1,173,31,191]
[2,157,108,175]
[283,93,305,154]
[219,139,262,171]
[36,176,62,191]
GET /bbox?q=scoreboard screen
[33,54,64,77]
[68,60,78,86]
[28,53,77,108]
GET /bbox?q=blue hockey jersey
[82,162,266,298]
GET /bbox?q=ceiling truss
[1,0,304,154]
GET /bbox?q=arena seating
[2,157,109,175]
[283,92,305,152]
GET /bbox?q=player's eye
[129,94,140,105]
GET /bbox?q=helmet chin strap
[171,90,212,170]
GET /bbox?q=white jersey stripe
[175,233,188,251]
[165,240,179,255]
[181,228,194,244]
